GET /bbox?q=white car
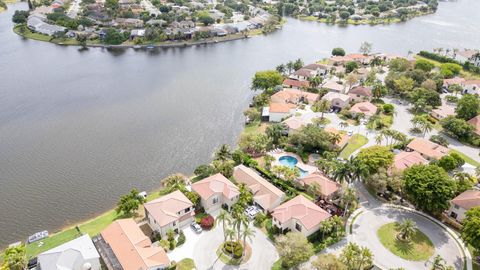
[347,130,353,136]
[190,222,203,233]
[245,206,261,219]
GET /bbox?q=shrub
[429,135,449,147]
[177,231,186,246]
[415,59,435,72]
[159,239,170,251]
[224,241,244,259]
[200,215,214,229]
[169,238,177,250]
[332,47,346,56]
[254,212,267,227]
[440,63,462,78]
[382,104,394,115]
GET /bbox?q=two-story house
[192,173,240,214]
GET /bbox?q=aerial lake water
[0,0,479,246]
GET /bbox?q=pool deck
[268,150,318,177]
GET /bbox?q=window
[185,207,190,213]
[295,223,302,232]
[454,205,460,209]
[213,197,219,204]
[173,221,176,226]
[450,212,458,219]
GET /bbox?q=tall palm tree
[430,255,454,270]
[241,226,256,256]
[214,144,232,161]
[341,187,357,216]
[233,213,249,241]
[161,174,187,190]
[266,123,285,146]
[395,218,417,241]
[226,227,236,242]
[419,119,433,138]
[216,210,232,243]
[320,219,334,239]
[329,133,342,146]
[314,99,331,119]
[357,246,373,270]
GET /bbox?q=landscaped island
[2,47,480,270]
[276,0,439,25]
[11,0,281,47]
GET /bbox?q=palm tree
[320,219,334,238]
[339,121,349,130]
[241,226,256,256]
[430,255,454,270]
[419,119,433,138]
[313,99,331,119]
[216,210,232,243]
[329,133,342,146]
[357,246,373,270]
[233,213,249,241]
[341,187,357,216]
[214,144,232,161]
[161,174,187,190]
[395,218,417,241]
[308,76,323,89]
[266,123,286,146]
[264,155,275,170]
[226,227,236,243]
[334,163,350,184]
[276,64,286,75]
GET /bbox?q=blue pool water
[278,156,308,178]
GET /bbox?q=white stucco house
[37,234,101,270]
[446,190,480,222]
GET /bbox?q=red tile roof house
[322,92,350,110]
[289,69,316,81]
[270,89,319,105]
[467,115,480,136]
[302,63,331,77]
[430,104,455,120]
[442,77,466,89]
[446,190,480,222]
[100,219,170,270]
[348,86,373,102]
[298,172,341,199]
[463,80,480,95]
[391,151,429,173]
[191,173,240,214]
[283,78,310,89]
[406,138,449,161]
[268,102,296,122]
[349,101,378,118]
[272,195,331,237]
[144,190,194,237]
[233,165,286,212]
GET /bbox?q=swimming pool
[278,155,308,178]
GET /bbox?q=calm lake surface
[1,0,479,246]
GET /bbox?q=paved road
[193,225,278,270]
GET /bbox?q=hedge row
[418,51,480,74]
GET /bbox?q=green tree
[389,58,410,72]
[403,164,456,214]
[266,123,286,145]
[194,164,215,179]
[1,244,26,270]
[440,63,462,78]
[241,226,255,256]
[238,133,270,156]
[216,210,232,243]
[103,28,127,45]
[440,116,474,140]
[340,243,373,270]
[461,207,480,252]
[392,76,415,96]
[214,144,232,161]
[456,94,480,120]
[437,155,458,172]
[212,159,234,178]
[415,59,435,72]
[395,218,418,241]
[312,99,331,119]
[161,174,187,189]
[339,10,350,20]
[312,254,347,270]
[116,188,145,216]
[12,10,29,24]
[356,146,394,175]
[198,13,215,25]
[275,232,314,268]
[372,82,387,99]
[453,172,476,193]
[345,61,359,73]
[332,48,346,56]
[251,70,283,91]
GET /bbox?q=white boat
[27,230,49,243]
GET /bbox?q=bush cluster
[177,231,186,246]
[200,215,214,229]
[223,241,244,259]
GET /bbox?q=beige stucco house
[191,173,240,214]
[446,190,480,222]
[272,195,331,237]
[144,190,194,237]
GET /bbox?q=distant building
[391,151,428,172]
[268,102,296,122]
[348,86,372,102]
[406,138,449,160]
[298,172,340,199]
[430,104,455,120]
[322,92,350,110]
[349,101,377,118]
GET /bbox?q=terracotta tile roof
[191,173,239,201]
[303,63,330,71]
[272,195,331,230]
[322,81,345,92]
[468,115,480,135]
[269,102,296,113]
[283,79,310,88]
[346,53,369,60]
[443,77,465,86]
[299,172,340,197]
[272,89,319,104]
[324,127,349,147]
[322,92,350,102]
[349,102,378,117]
[283,117,310,130]
[349,86,372,96]
[393,151,429,171]
[407,138,449,160]
[451,190,480,210]
[233,165,285,211]
[293,69,315,78]
[144,190,193,227]
[457,50,478,59]
[101,219,170,270]
[431,104,455,118]
[465,80,480,86]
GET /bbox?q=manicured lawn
[176,258,196,270]
[339,134,368,159]
[242,121,266,135]
[377,222,434,261]
[449,149,480,167]
[271,259,288,270]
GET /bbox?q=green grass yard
[377,222,434,261]
[176,258,196,270]
[339,134,368,159]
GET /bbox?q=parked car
[190,222,203,233]
[245,205,261,219]
[347,130,353,136]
